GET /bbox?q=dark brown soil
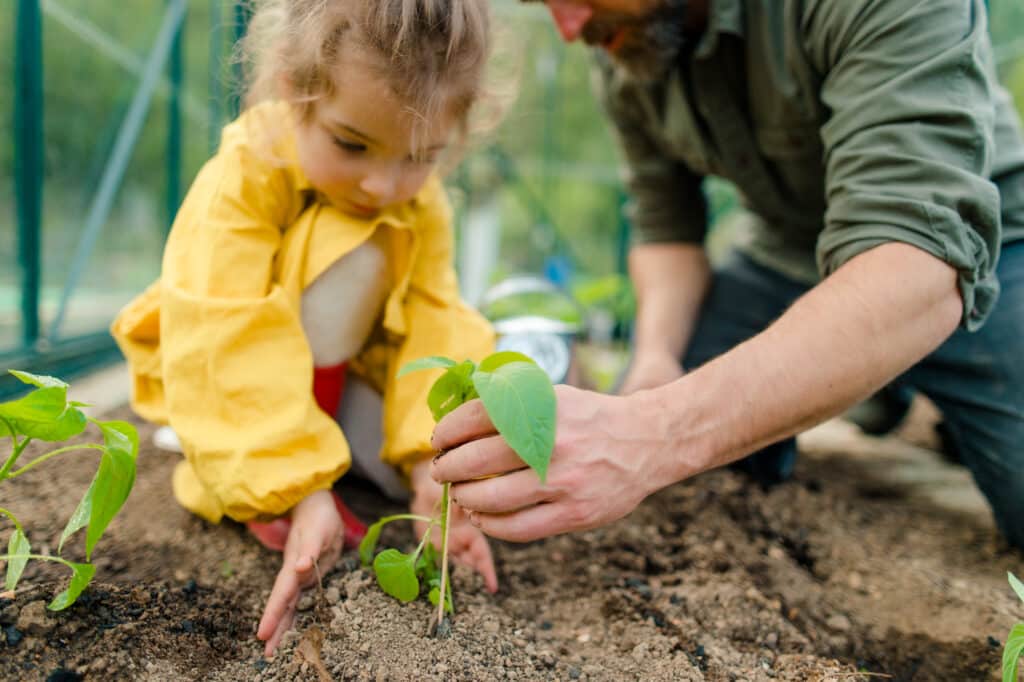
[1,407,1019,681]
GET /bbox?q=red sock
[313,362,347,416]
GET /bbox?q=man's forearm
[646,242,963,482]
[629,242,711,361]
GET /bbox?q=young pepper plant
[359,351,556,632]
[0,370,138,610]
[1004,572,1024,682]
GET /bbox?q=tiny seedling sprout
[358,351,556,633]
[0,370,138,610]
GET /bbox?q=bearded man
[431,0,1024,550]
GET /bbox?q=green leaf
[48,562,96,611]
[471,362,556,482]
[397,356,456,378]
[372,549,420,603]
[7,371,68,389]
[1010,572,1024,604]
[5,530,30,591]
[1003,623,1024,682]
[427,361,476,422]
[359,520,385,567]
[478,351,536,373]
[0,387,87,441]
[83,420,138,559]
[59,483,94,555]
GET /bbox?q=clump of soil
[0,408,1019,680]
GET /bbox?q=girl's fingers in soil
[258,566,301,642]
[464,535,498,593]
[432,434,526,484]
[430,399,497,455]
[450,467,555,514]
[469,503,566,543]
[448,524,499,593]
[265,608,297,658]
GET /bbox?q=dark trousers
[683,244,1024,548]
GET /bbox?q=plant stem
[0,419,30,480]
[0,507,24,535]
[411,524,434,562]
[6,444,104,479]
[0,553,80,571]
[436,482,452,627]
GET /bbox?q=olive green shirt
[597,0,1024,330]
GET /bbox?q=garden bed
[1,406,1018,681]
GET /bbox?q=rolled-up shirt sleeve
[594,59,708,245]
[810,0,1001,330]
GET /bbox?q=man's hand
[410,461,498,593]
[257,490,343,657]
[617,350,684,395]
[431,385,676,543]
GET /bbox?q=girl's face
[293,51,454,219]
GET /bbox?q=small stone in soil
[568,666,581,679]
[296,594,315,612]
[540,620,553,631]
[16,601,51,635]
[434,617,452,639]
[254,659,269,671]
[180,619,195,634]
[5,625,23,646]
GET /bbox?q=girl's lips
[346,200,379,217]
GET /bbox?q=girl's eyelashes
[333,137,367,154]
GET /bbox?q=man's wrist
[631,374,720,492]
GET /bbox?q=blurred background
[2,0,1023,396]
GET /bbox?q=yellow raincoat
[111,102,494,523]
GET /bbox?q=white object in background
[153,425,184,453]
[458,194,501,306]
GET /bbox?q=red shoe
[246,491,367,552]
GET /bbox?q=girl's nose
[360,170,398,202]
[547,0,593,42]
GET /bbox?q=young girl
[112,0,499,656]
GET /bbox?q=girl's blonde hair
[240,0,494,144]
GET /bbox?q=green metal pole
[14,0,43,348]
[166,0,184,232]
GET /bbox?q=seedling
[358,351,556,632]
[1004,572,1024,682]
[0,370,138,610]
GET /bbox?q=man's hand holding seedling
[257,489,344,657]
[410,460,498,594]
[431,384,662,542]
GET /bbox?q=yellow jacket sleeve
[378,179,495,475]
[156,128,350,523]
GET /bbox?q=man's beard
[581,0,690,83]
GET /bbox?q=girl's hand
[257,489,344,657]
[410,460,499,594]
